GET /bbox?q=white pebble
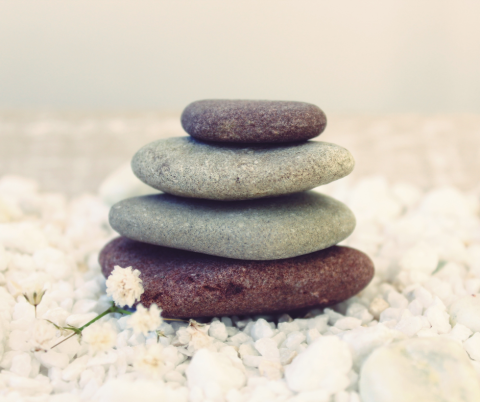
[62,355,88,381]
[424,305,451,334]
[368,297,389,319]
[72,299,97,315]
[258,359,282,380]
[254,338,279,360]
[278,321,300,335]
[407,299,424,316]
[340,324,402,369]
[229,332,253,346]
[399,244,439,275]
[346,303,373,324]
[272,331,287,347]
[66,313,97,329]
[0,245,9,271]
[36,350,69,369]
[464,333,480,361]
[324,308,345,325]
[360,338,480,402]
[379,307,403,323]
[250,319,274,341]
[289,389,330,402]
[387,290,409,309]
[284,331,307,350]
[279,348,297,365]
[306,328,321,344]
[209,321,228,342]
[449,323,473,342]
[96,379,167,402]
[10,353,32,377]
[395,315,424,337]
[186,349,246,396]
[335,317,362,331]
[238,342,259,359]
[450,295,480,332]
[307,314,329,333]
[285,336,352,394]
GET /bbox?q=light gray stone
[109,191,356,260]
[360,338,480,402]
[131,137,354,201]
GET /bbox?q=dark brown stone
[100,237,374,318]
[181,100,327,143]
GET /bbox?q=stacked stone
[99,100,374,318]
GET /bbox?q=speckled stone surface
[100,237,374,318]
[131,137,354,201]
[181,100,327,143]
[109,191,356,260]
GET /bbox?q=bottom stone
[99,237,374,318]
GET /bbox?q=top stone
[181,99,327,143]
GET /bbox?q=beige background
[1,1,480,112]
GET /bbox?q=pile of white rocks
[0,173,480,402]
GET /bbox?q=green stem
[115,308,133,315]
[50,302,189,350]
[78,304,116,331]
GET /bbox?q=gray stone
[132,137,354,201]
[109,191,356,260]
[181,99,327,143]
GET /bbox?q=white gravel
[1,172,480,401]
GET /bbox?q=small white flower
[31,319,57,351]
[82,322,117,354]
[106,265,144,307]
[186,320,212,352]
[128,304,163,336]
[134,343,164,379]
[18,279,49,317]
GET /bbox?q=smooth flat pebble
[181,99,327,143]
[360,338,480,402]
[99,237,374,317]
[131,137,354,201]
[109,191,356,260]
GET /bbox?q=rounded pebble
[359,338,480,402]
[132,137,354,201]
[450,295,480,332]
[285,336,352,394]
[109,191,356,260]
[181,99,327,143]
[99,237,374,318]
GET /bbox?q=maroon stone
[100,237,374,318]
[181,99,327,143]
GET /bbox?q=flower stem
[114,308,133,315]
[78,304,116,331]
[50,332,76,349]
[164,318,189,323]
[49,302,189,350]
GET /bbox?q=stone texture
[109,191,356,260]
[181,100,327,143]
[131,137,354,201]
[99,237,374,318]
[359,338,480,402]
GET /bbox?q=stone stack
[99,100,374,318]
